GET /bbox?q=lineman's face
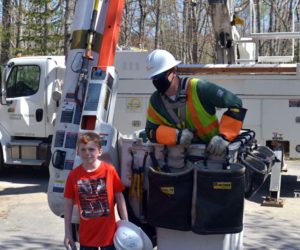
[152,68,177,95]
[78,141,102,164]
[167,69,176,82]
[164,70,178,96]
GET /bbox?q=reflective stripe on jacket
[186,78,219,142]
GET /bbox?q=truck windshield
[6,65,40,98]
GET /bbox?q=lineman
[145,49,247,156]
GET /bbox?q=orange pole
[98,0,125,67]
[82,0,124,130]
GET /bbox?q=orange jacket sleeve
[219,107,247,141]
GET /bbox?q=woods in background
[1,0,300,64]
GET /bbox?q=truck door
[2,60,47,138]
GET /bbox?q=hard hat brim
[147,60,181,79]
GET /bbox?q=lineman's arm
[145,121,194,145]
[145,93,180,145]
[64,198,76,249]
[115,192,128,221]
[199,80,247,141]
[146,97,194,145]
[145,121,176,145]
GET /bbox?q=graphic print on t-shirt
[77,178,110,219]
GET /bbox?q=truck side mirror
[0,62,14,105]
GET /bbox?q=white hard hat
[114,220,153,250]
[146,49,181,79]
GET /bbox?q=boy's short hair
[77,132,102,149]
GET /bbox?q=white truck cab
[0,56,65,170]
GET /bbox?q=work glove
[177,128,194,145]
[207,135,230,157]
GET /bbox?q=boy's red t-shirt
[64,161,125,247]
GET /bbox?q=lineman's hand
[207,135,229,157]
[177,129,194,145]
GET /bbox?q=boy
[64,132,128,250]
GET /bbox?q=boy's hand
[64,236,77,250]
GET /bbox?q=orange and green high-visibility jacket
[146,78,245,145]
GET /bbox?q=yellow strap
[71,30,102,52]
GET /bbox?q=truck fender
[0,125,11,163]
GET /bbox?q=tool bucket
[192,160,245,235]
[186,144,206,163]
[163,145,186,170]
[147,166,194,231]
[240,154,268,198]
[250,146,275,172]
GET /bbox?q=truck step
[8,140,44,147]
[5,159,46,166]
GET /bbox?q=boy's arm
[115,192,128,221]
[64,198,76,249]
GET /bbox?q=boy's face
[78,141,102,165]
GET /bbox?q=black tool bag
[240,154,268,198]
[147,166,194,231]
[192,161,245,235]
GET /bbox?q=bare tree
[154,0,161,49]
[64,0,75,56]
[137,0,148,49]
[120,0,137,49]
[15,0,23,51]
[1,0,11,63]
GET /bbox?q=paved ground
[0,162,300,250]
[243,160,300,250]
[0,167,64,249]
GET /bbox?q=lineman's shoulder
[193,78,220,91]
[149,90,160,103]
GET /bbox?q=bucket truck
[0,0,289,248]
[45,1,276,250]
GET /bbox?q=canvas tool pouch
[191,160,245,234]
[147,165,193,231]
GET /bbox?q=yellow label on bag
[213,182,232,190]
[230,108,240,113]
[160,187,175,195]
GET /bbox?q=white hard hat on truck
[113,220,153,250]
[146,49,181,79]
